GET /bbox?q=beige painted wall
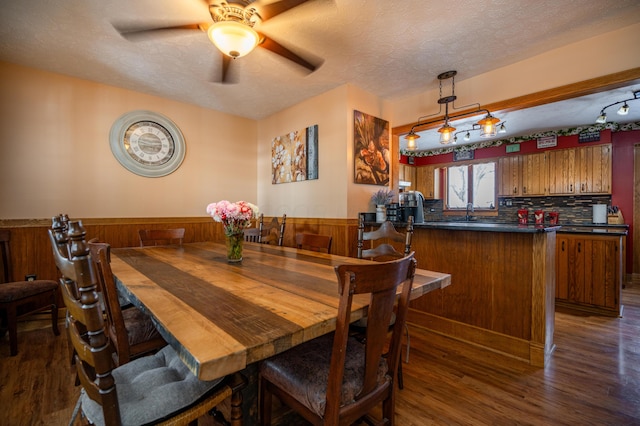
[257,84,393,219]
[0,62,257,219]
[389,22,640,127]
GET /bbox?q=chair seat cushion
[122,306,163,347]
[81,345,224,426]
[260,333,389,418]
[0,280,57,303]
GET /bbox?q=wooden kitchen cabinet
[555,232,623,316]
[498,153,545,196]
[416,165,438,199]
[547,148,576,195]
[398,164,415,191]
[578,144,611,194]
[498,156,521,196]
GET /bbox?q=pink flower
[206,200,259,236]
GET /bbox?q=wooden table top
[110,241,451,381]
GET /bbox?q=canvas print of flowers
[271,125,318,184]
[354,110,389,185]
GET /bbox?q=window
[445,162,496,210]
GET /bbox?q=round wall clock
[109,110,186,177]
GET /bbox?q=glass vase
[225,232,243,263]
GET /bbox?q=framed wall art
[353,110,389,185]
[271,125,318,184]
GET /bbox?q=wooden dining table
[109,241,451,383]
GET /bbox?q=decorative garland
[401,121,640,157]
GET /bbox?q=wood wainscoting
[0,216,359,285]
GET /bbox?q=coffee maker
[399,191,425,223]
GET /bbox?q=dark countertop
[414,221,560,233]
[555,224,628,236]
[368,221,628,236]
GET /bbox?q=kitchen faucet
[465,202,474,221]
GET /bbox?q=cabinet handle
[513,186,517,194]
[578,242,581,253]
[523,186,527,194]
[561,241,565,251]
[570,184,573,192]
[581,184,585,192]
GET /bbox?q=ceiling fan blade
[114,23,208,41]
[221,54,232,83]
[257,34,318,72]
[257,0,311,21]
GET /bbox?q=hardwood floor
[2,278,639,425]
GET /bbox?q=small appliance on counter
[592,204,607,224]
[548,212,559,225]
[399,190,425,223]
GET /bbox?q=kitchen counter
[373,220,627,235]
[383,222,557,367]
[415,221,560,233]
[555,223,628,236]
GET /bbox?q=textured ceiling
[1,0,639,150]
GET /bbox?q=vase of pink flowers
[206,200,259,263]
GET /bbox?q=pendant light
[404,70,503,148]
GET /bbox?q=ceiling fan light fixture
[208,21,259,58]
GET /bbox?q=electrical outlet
[25,274,37,281]
[505,199,513,207]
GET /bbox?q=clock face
[110,111,185,177]
[124,121,175,166]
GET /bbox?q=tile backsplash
[422,195,613,224]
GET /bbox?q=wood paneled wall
[0,217,359,283]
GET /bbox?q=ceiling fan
[113,0,322,83]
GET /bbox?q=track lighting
[595,90,639,124]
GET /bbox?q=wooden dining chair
[49,219,247,426]
[258,214,286,246]
[295,232,332,253]
[88,240,167,366]
[355,215,414,389]
[259,254,417,425]
[243,227,261,243]
[138,228,185,247]
[0,229,59,356]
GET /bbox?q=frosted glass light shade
[208,21,259,58]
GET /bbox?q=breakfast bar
[402,221,559,367]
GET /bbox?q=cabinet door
[521,152,546,196]
[567,236,586,303]
[416,165,436,199]
[584,238,620,309]
[498,156,521,196]
[555,233,622,313]
[578,144,612,194]
[547,149,576,195]
[556,235,570,299]
[399,164,416,191]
